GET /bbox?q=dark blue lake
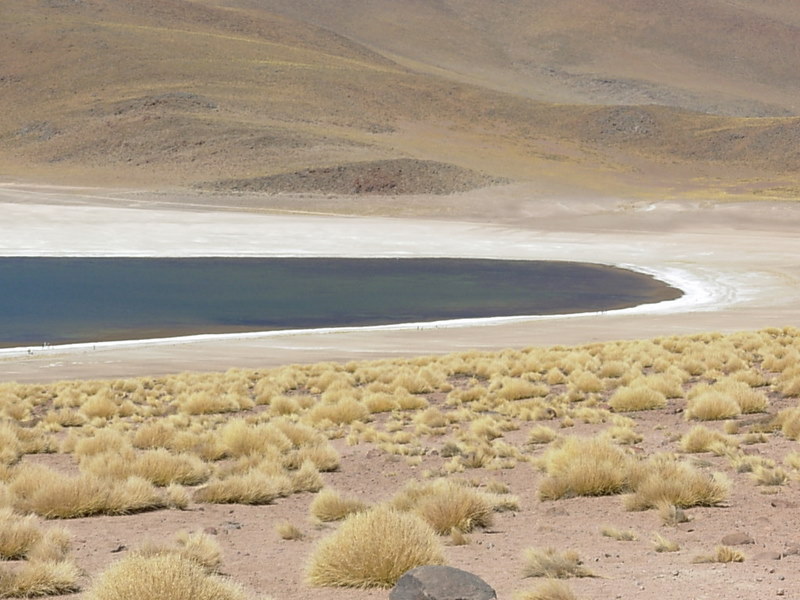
[0,258,681,347]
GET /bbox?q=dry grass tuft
[0,560,81,598]
[679,425,736,453]
[624,456,729,511]
[608,386,666,412]
[194,471,292,505]
[600,525,637,541]
[652,532,680,552]
[685,391,741,421]
[276,521,304,541]
[692,545,745,563]
[306,506,444,588]
[412,480,494,534]
[84,553,248,600]
[309,488,367,522]
[513,579,577,600]
[10,466,163,518]
[522,547,594,579]
[538,436,635,500]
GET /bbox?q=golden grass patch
[624,456,729,511]
[306,506,444,588]
[538,436,636,500]
[600,525,637,541]
[84,553,248,600]
[692,545,745,563]
[0,560,81,598]
[513,579,577,600]
[608,386,667,412]
[685,391,742,421]
[522,547,594,578]
[309,488,367,522]
[652,532,680,552]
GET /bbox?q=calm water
[0,258,681,347]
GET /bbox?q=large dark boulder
[389,565,496,600]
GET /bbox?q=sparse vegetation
[306,506,444,588]
[522,548,594,579]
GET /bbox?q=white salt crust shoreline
[0,184,798,380]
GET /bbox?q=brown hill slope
[1,0,799,199]
[259,0,800,117]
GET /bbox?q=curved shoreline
[0,260,702,359]
[0,188,797,381]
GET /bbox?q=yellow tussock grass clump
[306,506,444,588]
[600,525,637,541]
[0,560,81,598]
[679,425,737,453]
[624,456,729,511]
[775,407,800,440]
[0,508,42,559]
[194,471,292,505]
[134,531,221,574]
[411,480,494,534]
[10,465,163,518]
[522,547,594,578]
[513,579,577,600]
[527,426,557,446]
[692,545,745,563]
[652,532,680,552]
[538,436,635,500]
[81,449,210,487]
[276,521,303,540]
[84,553,249,600]
[307,397,369,425]
[309,488,367,522]
[608,386,666,412]
[685,391,741,421]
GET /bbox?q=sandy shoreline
[1,182,799,382]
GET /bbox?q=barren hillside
[1,0,799,200]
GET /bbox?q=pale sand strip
[0,185,798,381]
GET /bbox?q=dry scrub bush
[310,488,367,522]
[194,471,292,505]
[306,506,444,588]
[538,437,635,500]
[412,480,494,534]
[132,422,175,449]
[522,548,594,578]
[624,456,729,511]
[679,425,737,453]
[514,579,577,600]
[10,465,163,518]
[685,391,742,421]
[528,426,557,445]
[652,532,680,552]
[276,521,303,540]
[84,553,248,600]
[81,449,210,487]
[600,526,637,541]
[307,398,369,425]
[751,465,789,486]
[608,386,666,412]
[0,508,45,559]
[775,407,800,440]
[0,559,81,598]
[134,531,221,573]
[692,546,745,563]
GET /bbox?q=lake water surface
[0,258,681,347]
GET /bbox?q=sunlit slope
[259,0,800,117]
[0,0,798,198]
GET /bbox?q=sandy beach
[1,181,799,382]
